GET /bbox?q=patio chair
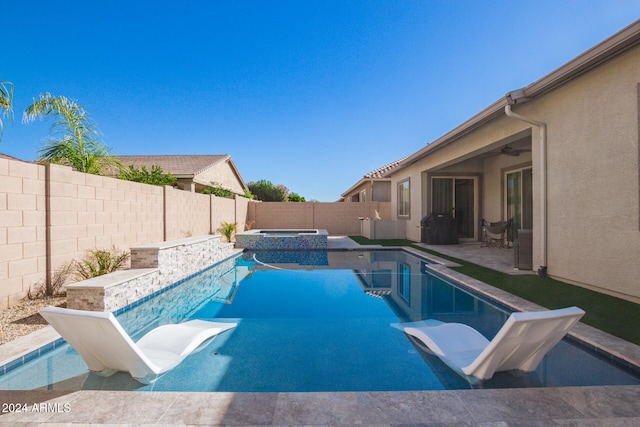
[391,306,584,381]
[40,306,237,384]
[481,218,511,248]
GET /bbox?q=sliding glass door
[432,177,477,240]
[505,168,533,240]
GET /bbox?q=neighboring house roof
[0,153,29,162]
[340,156,407,198]
[115,154,248,191]
[363,157,408,179]
[386,19,640,175]
[115,155,230,177]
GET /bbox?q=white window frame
[397,179,411,218]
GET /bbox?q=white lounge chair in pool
[391,306,584,381]
[40,306,237,384]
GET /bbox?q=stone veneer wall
[116,257,246,336]
[66,235,238,312]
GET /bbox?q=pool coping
[1,245,640,425]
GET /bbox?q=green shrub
[218,221,237,243]
[203,184,235,198]
[247,179,288,201]
[118,165,177,186]
[73,247,130,280]
[288,192,305,202]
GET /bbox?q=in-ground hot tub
[235,229,328,250]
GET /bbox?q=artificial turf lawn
[349,236,640,345]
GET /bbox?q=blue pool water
[1,250,639,392]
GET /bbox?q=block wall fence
[1,157,389,308]
[248,201,391,236]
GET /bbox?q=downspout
[504,102,548,277]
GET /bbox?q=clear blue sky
[2,1,639,201]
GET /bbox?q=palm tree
[0,81,14,141]
[23,93,119,174]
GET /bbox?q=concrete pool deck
[2,237,640,425]
[2,386,640,425]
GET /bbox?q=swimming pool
[1,250,639,392]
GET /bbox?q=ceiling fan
[489,144,531,157]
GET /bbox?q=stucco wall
[388,117,528,243]
[343,180,392,203]
[372,181,392,202]
[342,182,368,202]
[386,44,640,302]
[521,46,640,301]
[194,160,245,193]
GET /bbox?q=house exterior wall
[521,45,640,301]
[342,180,391,203]
[387,43,640,302]
[372,181,392,202]
[194,161,246,193]
[342,182,369,202]
[480,155,533,223]
[390,117,530,241]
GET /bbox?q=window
[360,190,367,202]
[398,179,410,217]
[397,263,411,302]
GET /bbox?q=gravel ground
[0,296,66,345]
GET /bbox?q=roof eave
[387,19,640,175]
[224,157,249,192]
[340,177,391,197]
[524,19,640,100]
[388,97,507,173]
[192,154,230,176]
[193,156,249,192]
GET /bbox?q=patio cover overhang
[390,19,640,172]
[381,19,640,276]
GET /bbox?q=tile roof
[115,155,230,176]
[363,156,408,179]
